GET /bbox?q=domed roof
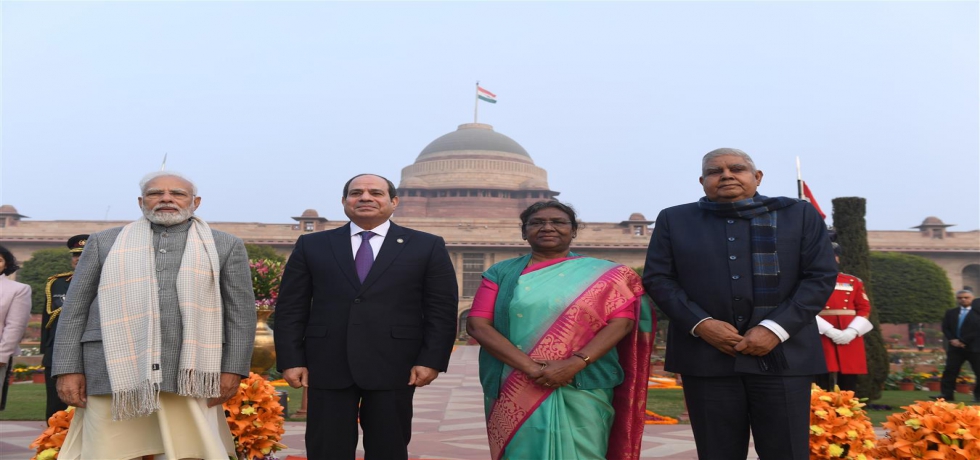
[628,213,648,221]
[400,176,429,188]
[399,122,554,195]
[300,209,320,218]
[921,216,944,225]
[0,205,19,214]
[519,177,549,190]
[418,123,529,158]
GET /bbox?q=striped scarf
[98,216,223,420]
[698,194,799,371]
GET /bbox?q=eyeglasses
[525,220,573,230]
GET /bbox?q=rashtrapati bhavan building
[3,123,979,337]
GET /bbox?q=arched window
[963,264,980,293]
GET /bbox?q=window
[462,253,486,297]
[304,221,315,232]
[932,228,944,239]
[634,225,644,236]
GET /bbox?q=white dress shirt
[350,220,391,261]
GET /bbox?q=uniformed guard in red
[815,243,874,391]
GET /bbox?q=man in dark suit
[275,173,459,460]
[643,148,837,460]
[932,290,980,402]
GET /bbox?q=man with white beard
[53,171,256,460]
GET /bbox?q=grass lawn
[645,388,979,426]
[0,383,46,421]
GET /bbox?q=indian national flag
[477,86,497,104]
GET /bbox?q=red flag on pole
[802,181,826,219]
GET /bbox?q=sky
[2,1,978,232]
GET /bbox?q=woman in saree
[466,201,653,460]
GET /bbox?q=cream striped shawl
[98,216,223,420]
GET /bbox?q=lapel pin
[396,238,404,244]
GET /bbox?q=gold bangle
[572,352,591,366]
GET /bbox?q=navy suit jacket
[643,200,837,376]
[942,301,980,353]
[274,222,459,390]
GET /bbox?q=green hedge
[869,252,953,324]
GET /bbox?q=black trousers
[683,374,813,460]
[940,346,980,400]
[306,385,416,460]
[43,367,67,423]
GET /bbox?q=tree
[832,197,888,400]
[18,248,73,314]
[869,252,953,324]
[245,244,286,263]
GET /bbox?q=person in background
[41,234,88,422]
[932,290,980,402]
[914,328,926,352]
[0,245,32,411]
[814,242,874,392]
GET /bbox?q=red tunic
[819,273,871,374]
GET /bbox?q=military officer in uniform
[814,243,874,392]
[41,234,87,422]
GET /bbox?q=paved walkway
[1,346,756,459]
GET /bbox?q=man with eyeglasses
[932,290,980,402]
[643,148,836,460]
[53,171,256,459]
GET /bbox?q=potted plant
[249,258,285,375]
[888,367,918,391]
[955,373,975,394]
[922,372,942,392]
[32,366,45,384]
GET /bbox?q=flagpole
[796,156,804,200]
[474,81,479,123]
[161,153,168,171]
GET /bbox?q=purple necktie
[355,231,376,282]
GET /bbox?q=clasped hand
[694,319,743,356]
[695,320,779,357]
[831,328,858,345]
[526,358,585,388]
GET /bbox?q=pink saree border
[486,264,650,460]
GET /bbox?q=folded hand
[823,328,844,342]
[533,359,583,388]
[694,319,743,357]
[734,326,780,356]
[832,329,859,345]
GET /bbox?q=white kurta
[59,392,235,460]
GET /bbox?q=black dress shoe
[929,394,954,401]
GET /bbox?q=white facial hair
[142,202,195,226]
